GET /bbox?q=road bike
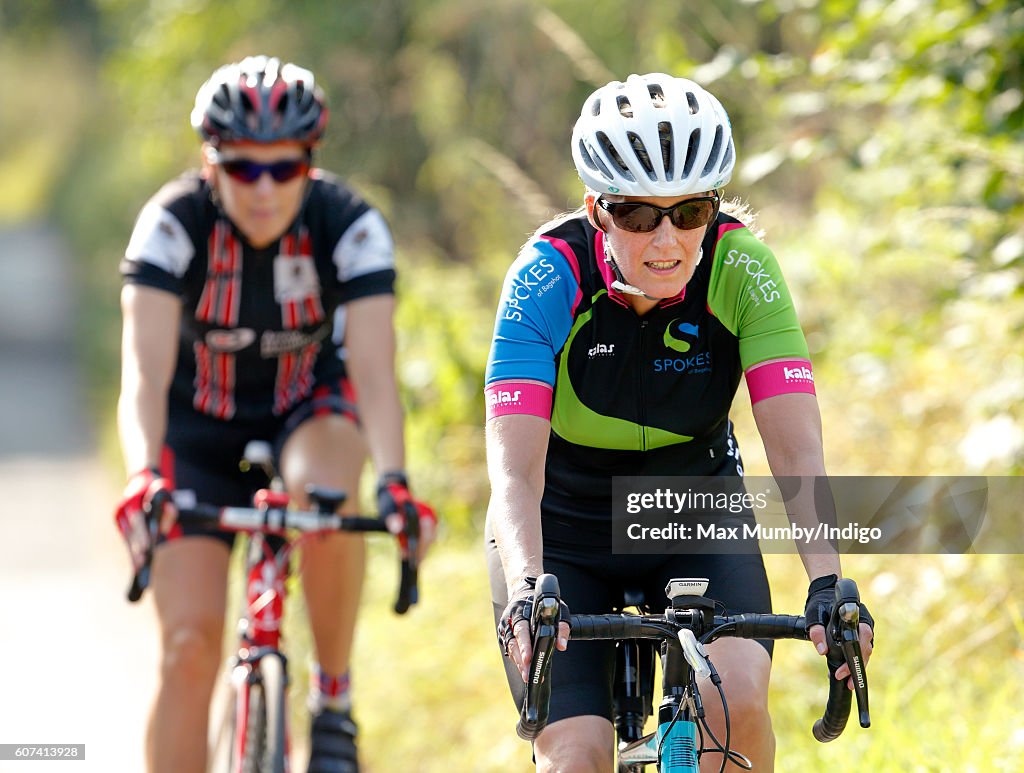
[126,441,419,773]
[518,574,870,772]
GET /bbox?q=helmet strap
[603,243,704,302]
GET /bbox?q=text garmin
[503,257,558,322]
[723,249,782,303]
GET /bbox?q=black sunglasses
[596,194,720,233]
[215,154,311,184]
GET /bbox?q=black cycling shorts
[159,376,359,548]
[485,513,773,726]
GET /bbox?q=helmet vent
[216,84,231,105]
[683,129,700,177]
[686,91,699,115]
[590,98,602,117]
[648,84,666,108]
[597,131,634,181]
[579,139,614,182]
[628,132,655,179]
[720,138,734,175]
[658,122,674,176]
[701,125,723,177]
[616,96,633,118]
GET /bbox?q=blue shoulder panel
[485,238,581,387]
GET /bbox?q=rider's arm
[327,200,403,475]
[345,293,405,475]
[752,393,840,580]
[118,187,198,476]
[486,414,551,592]
[117,284,181,474]
[485,234,579,670]
[708,223,872,670]
[484,234,580,590]
[708,223,839,577]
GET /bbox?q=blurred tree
[2,0,1018,526]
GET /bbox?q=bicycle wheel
[241,677,268,773]
[257,654,289,773]
[208,673,239,773]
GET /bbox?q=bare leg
[699,638,775,772]
[147,537,231,773]
[534,715,615,773]
[280,414,367,675]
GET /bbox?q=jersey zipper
[638,319,649,451]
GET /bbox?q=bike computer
[665,578,709,600]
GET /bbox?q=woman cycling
[485,73,873,771]
[114,55,435,773]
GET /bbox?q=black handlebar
[517,573,870,747]
[126,488,418,615]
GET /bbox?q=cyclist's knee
[534,716,613,773]
[159,625,221,688]
[724,683,772,732]
[535,744,610,773]
[280,414,366,500]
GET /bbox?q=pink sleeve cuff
[745,358,816,405]
[485,380,553,421]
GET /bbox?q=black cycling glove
[803,574,875,641]
[497,577,570,656]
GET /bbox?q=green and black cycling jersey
[484,211,815,519]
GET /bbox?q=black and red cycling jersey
[121,169,395,422]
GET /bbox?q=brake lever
[830,578,870,728]
[126,488,171,603]
[393,500,420,614]
[517,575,560,739]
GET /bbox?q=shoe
[307,707,359,773]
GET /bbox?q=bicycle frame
[224,530,297,773]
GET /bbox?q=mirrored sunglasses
[215,155,311,184]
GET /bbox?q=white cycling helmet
[571,73,735,196]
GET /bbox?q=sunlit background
[1,0,1021,770]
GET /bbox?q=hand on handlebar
[376,472,437,563]
[114,468,176,563]
[805,574,875,690]
[497,577,571,683]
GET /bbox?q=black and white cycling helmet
[191,55,328,146]
[571,73,735,196]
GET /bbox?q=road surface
[0,224,158,772]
